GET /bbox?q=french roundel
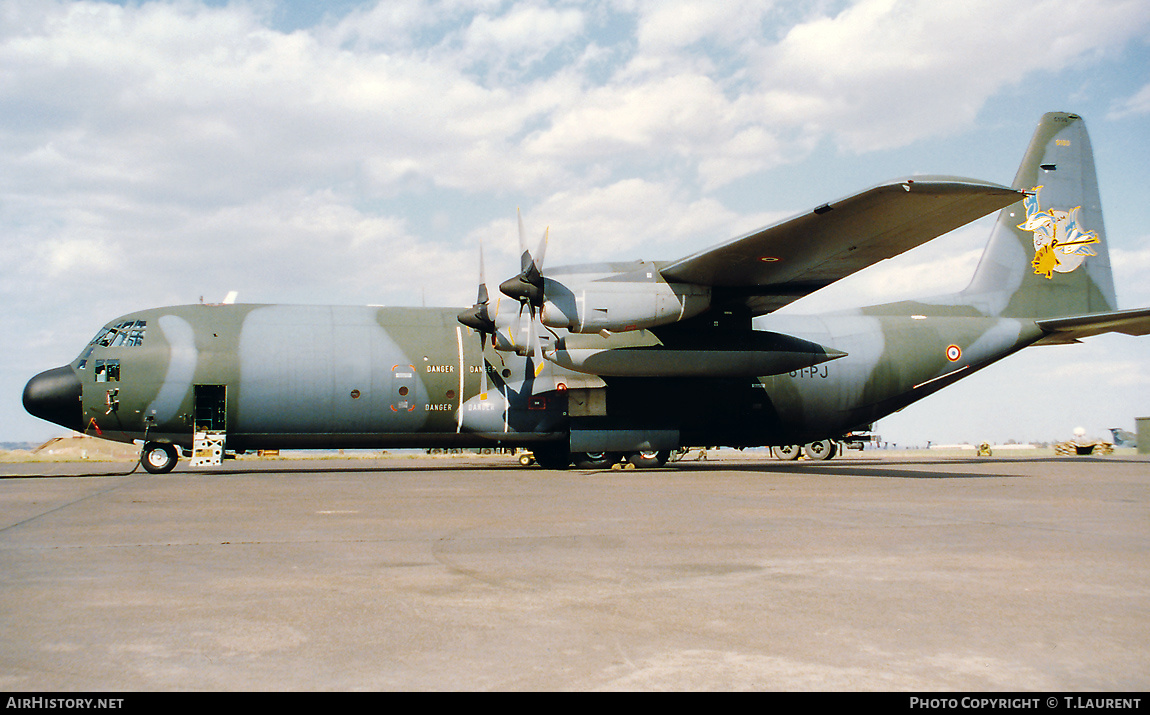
[946,344,962,362]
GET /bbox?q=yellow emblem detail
[1031,243,1060,279]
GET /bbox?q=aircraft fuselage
[25,301,1045,457]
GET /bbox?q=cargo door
[192,384,226,467]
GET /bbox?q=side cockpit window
[94,359,120,382]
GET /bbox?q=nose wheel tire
[141,442,178,474]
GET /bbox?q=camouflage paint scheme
[24,113,1150,470]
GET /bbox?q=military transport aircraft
[23,112,1150,472]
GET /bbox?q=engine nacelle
[540,277,711,333]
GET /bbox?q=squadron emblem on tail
[1019,185,1100,279]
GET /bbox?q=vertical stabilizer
[961,112,1116,319]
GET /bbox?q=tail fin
[961,112,1117,319]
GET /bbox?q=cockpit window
[115,321,147,347]
[89,320,146,348]
[90,328,113,347]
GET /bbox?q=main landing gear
[523,448,672,470]
[569,450,672,469]
[771,439,838,461]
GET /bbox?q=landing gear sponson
[525,448,673,469]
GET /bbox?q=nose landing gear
[140,442,179,474]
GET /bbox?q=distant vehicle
[1108,428,1137,448]
[23,112,1150,472]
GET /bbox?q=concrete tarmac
[0,452,1147,691]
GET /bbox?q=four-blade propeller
[497,211,549,372]
[456,242,497,394]
[498,210,548,308]
[456,241,495,348]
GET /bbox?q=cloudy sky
[4,0,1149,447]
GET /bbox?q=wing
[1033,307,1150,345]
[659,177,1026,315]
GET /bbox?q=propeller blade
[458,242,495,333]
[517,209,532,274]
[476,239,489,307]
[457,241,497,397]
[516,299,528,354]
[531,305,546,378]
[528,303,539,374]
[534,226,548,275]
[500,213,547,306]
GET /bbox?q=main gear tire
[627,450,670,468]
[573,451,616,469]
[772,444,801,460]
[803,440,837,461]
[532,444,572,470]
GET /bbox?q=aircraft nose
[23,365,84,432]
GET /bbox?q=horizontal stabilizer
[1033,307,1150,345]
